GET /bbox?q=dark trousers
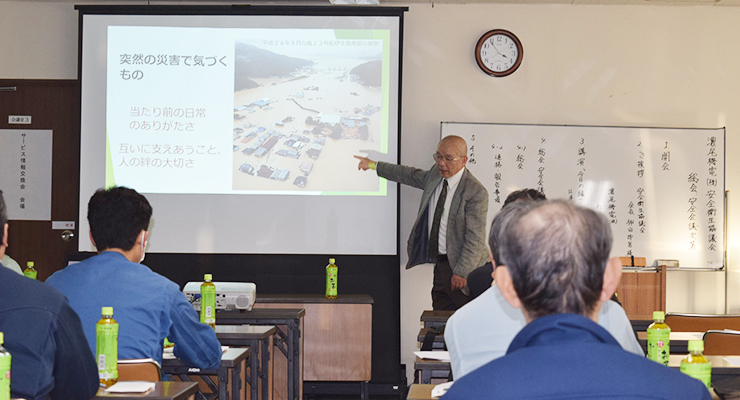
[432,255,470,311]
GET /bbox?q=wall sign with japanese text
[442,122,725,269]
[0,129,53,220]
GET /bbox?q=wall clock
[475,29,523,77]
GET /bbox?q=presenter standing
[355,135,489,310]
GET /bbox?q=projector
[183,281,256,311]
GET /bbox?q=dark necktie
[428,179,448,260]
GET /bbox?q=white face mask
[140,239,147,263]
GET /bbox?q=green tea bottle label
[200,274,216,326]
[326,258,338,299]
[647,329,670,365]
[0,332,11,400]
[23,262,37,280]
[681,362,712,389]
[96,322,118,380]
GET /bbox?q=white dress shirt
[427,167,465,256]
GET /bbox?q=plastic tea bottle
[326,258,338,299]
[23,261,37,280]
[200,274,216,329]
[0,332,11,400]
[680,340,712,389]
[647,311,671,365]
[96,307,118,387]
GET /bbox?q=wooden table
[217,308,305,400]
[420,310,454,330]
[413,357,451,384]
[637,331,704,354]
[252,294,374,400]
[418,328,446,350]
[216,325,275,400]
[668,354,740,382]
[162,347,249,400]
[93,382,198,400]
[407,384,436,400]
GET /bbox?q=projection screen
[77,6,404,254]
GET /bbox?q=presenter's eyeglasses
[433,153,463,163]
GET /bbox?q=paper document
[671,332,703,340]
[105,381,155,393]
[414,351,450,361]
[163,345,228,359]
[723,356,740,366]
[432,381,454,398]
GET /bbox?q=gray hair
[498,200,613,319]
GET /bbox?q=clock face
[475,30,523,77]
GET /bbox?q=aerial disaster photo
[231,38,386,192]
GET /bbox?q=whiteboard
[442,123,725,269]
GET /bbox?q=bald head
[439,136,467,156]
[435,136,468,178]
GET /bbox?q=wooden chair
[703,330,740,355]
[665,313,740,332]
[118,358,162,382]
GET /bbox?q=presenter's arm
[169,290,222,370]
[50,299,99,400]
[355,155,431,189]
[451,184,489,280]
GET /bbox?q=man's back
[444,285,643,379]
[46,251,221,369]
[0,268,98,400]
[443,314,711,400]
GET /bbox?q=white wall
[0,2,79,79]
[4,0,740,384]
[399,3,740,383]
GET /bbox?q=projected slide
[79,11,401,254]
[106,26,388,195]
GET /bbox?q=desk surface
[407,384,436,400]
[414,357,451,370]
[256,294,374,304]
[93,382,198,400]
[217,308,306,320]
[669,354,740,370]
[163,347,249,369]
[420,310,454,323]
[215,324,276,340]
[637,331,705,341]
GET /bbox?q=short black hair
[498,200,612,320]
[488,204,521,268]
[503,188,547,207]
[489,188,547,267]
[0,190,8,246]
[88,186,152,252]
[0,189,7,231]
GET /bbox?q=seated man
[443,200,710,399]
[1,253,22,275]
[0,189,99,400]
[445,200,642,379]
[47,186,221,369]
[466,188,547,299]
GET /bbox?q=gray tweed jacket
[377,162,489,278]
